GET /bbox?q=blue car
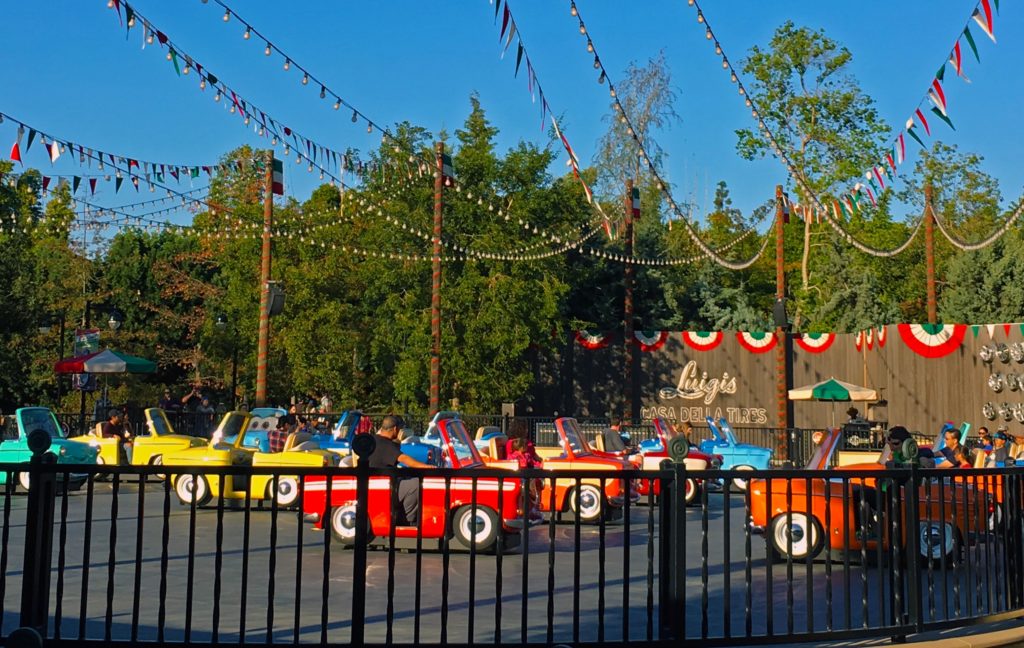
[309,410,362,455]
[0,407,99,492]
[221,407,287,452]
[700,417,773,491]
[929,421,970,466]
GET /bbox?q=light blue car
[700,417,773,491]
[221,407,288,452]
[0,407,99,492]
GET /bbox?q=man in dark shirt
[988,430,1011,466]
[101,409,131,463]
[366,415,434,525]
[938,427,965,468]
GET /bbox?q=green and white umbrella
[789,377,878,427]
[788,378,878,402]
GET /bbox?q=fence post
[349,434,376,647]
[902,465,923,635]
[18,429,58,635]
[660,461,688,640]
[1005,471,1023,608]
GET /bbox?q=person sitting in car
[101,408,132,463]
[366,415,435,526]
[987,430,1011,467]
[937,426,966,469]
[268,415,293,453]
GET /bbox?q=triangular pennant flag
[971,325,980,338]
[514,42,524,77]
[1003,323,1012,337]
[89,178,97,194]
[494,0,501,21]
[986,324,997,339]
[928,78,947,115]
[935,64,946,82]
[973,3,995,42]
[169,49,181,76]
[49,140,61,163]
[115,176,123,193]
[72,176,81,194]
[897,134,906,163]
[962,26,980,62]
[499,5,510,41]
[26,129,36,152]
[10,142,21,165]
[131,176,139,191]
[42,176,51,192]
[915,108,931,136]
[930,107,955,130]
[906,125,926,149]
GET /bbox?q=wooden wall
[569,325,1024,436]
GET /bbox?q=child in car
[509,437,544,522]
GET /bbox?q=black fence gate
[1,436,1023,646]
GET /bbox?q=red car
[302,414,528,552]
[622,418,721,505]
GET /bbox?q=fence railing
[2,436,1023,646]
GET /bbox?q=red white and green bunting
[681,331,724,352]
[897,323,968,359]
[634,330,669,352]
[736,331,778,354]
[794,332,836,354]
[271,157,284,195]
[575,330,611,350]
[778,0,1000,225]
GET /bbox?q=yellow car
[163,411,338,508]
[67,407,207,467]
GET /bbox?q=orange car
[481,417,638,523]
[749,428,993,564]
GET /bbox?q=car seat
[284,432,313,451]
[592,433,605,452]
[488,435,509,460]
[474,425,498,440]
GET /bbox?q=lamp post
[38,312,67,407]
[216,313,239,410]
[76,305,124,434]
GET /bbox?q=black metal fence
[2,443,1023,646]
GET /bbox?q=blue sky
[1,1,1020,229]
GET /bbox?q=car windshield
[443,419,482,467]
[17,408,65,440]
[560,419,590,456]
[214,413,248,447]
[145,409,174,437]
[333,412,358,440]
[719,420,740,445]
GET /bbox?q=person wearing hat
[987,429,1011,467]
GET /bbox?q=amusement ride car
[701,417,773,491]
[163,410,339,507]
[0,406,98,491]
[301,412,528,552]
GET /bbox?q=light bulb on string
[214,91,221,102]
[183,64,190,75]
[730,72,738,83]
[146,33,154,44]
[264,43,272,56]
[127,15,136,28]
[283,58,291,71]
[570,3,577,16]
[697,12,704,22]
[243,27,251,40]
[199,78,206,90]
[301,73,309,85]
[166,51,173,61]
[715,43,722,55]
[351,110,358,123]
[333,99,340,110]
[320,86,326,99]
[367,123,372,133]
[706,28,713,40]
[587,40,594,52]
[579,24,586,35]
[222,10,230,22]
[721,59,728,69]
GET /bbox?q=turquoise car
[0,407,99,492]
[701,417,773,491]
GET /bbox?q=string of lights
[560,2,770,270]
[931,201,1024,252]
[672,0,962,258]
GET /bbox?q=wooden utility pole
[429,142,444,415]
[924,184,937,324]
[774,185,791,431]
[623,178,636,423]
[255,150,274,407]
